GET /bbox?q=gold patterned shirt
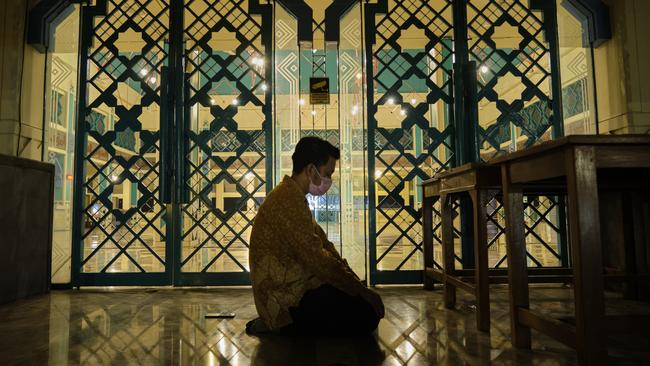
[249,175,365,330]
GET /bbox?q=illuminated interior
[45,0,597,285]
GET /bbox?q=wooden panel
[471,189,490,332]
[424,182,441,197]
[441,194,456,309]
[565,146,607,363]
[517,308,577,349]
[440,171,477,193]
[0,155,55,304]
[595,146,650,168]
[508,149,567,184]
[501,164,532,349]
[425,267,444,282]
[446,275,475,293]
[423,197,435,290]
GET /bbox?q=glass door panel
[467,0,565,269]
[366,0,455,282]
[179,0,271,284]
[76,0,171,283]
[337,3,366,280]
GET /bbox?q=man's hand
[360,288,385,319]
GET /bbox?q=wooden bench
[493,135,650,364]
[421,163,572,332]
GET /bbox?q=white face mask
[308,165,332,196]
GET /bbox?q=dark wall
[0,155,54,304]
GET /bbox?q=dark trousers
[281,284,380,336]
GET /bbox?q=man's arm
[270,197,366,297]
[314,223,361,281]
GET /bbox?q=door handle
[160,66,172,204]
[176,72,190,204]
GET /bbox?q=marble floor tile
[0,286,648,365]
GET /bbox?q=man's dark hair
[292,136,340,174]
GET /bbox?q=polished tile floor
[1,286,649,365]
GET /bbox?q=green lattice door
[175,0,272,285]
[71,0,565,286]
[72,0,272,286]
[364,0,565,284]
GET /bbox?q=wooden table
[493,135,650,364]
[422,163,572,333]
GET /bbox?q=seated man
[247,136,384,336]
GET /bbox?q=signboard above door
[309,77,330,105]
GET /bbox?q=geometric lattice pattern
[73,0,568,285]
[485,195,563,268]
[368,0,455,272]
[79,0,170,274]
[180,0,271,273]
[468,0,557,159]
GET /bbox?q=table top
[421,163,482,186]
[421,162,501,196]
[489,135,650,165]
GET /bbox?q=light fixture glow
[111,175,118,182]
[400,109,406,116]
[375,170,382,179]
[410,98,416,104]
[480,65,489,74]
[210,98,217,105]
[140,68,148,76]
[299,98,305,106]
[387,97,394,105]
[311,110,316,116]
[356,73,362,79]
[232,98,239,105]
[149,76,157,83]
[261,83,268,91]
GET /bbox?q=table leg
[441,193,456,309]
[622,191,649,300]
[566,146,606,363]
[423,196,436,290]
[501,164,531,349]
[471,189,490,333]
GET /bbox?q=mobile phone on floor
[205,312,236,319]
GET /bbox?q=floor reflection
[1,286,650,365]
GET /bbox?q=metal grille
[368,0,455,273]
[467,0,557,159]
[78,0,170,274]
[180,0,271,275]
[467,0,565,269]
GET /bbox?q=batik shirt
[249,175,365,330]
